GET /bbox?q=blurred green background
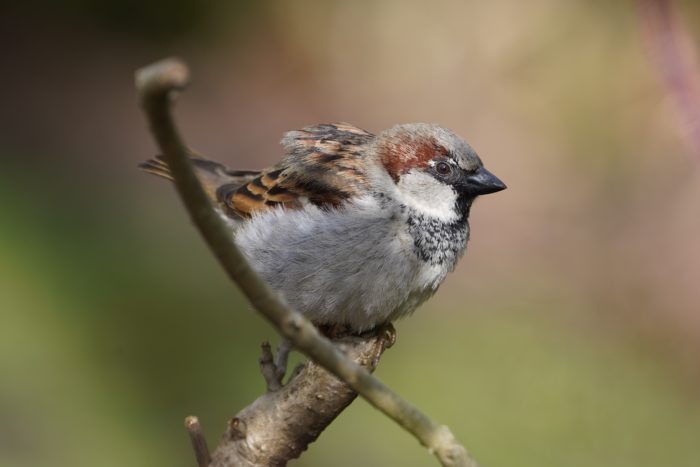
[2,1,700,466]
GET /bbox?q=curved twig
[184,416,212,467]
[135,57,479,467]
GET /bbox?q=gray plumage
[234,196,463,331]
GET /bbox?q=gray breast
[234,199,430,331]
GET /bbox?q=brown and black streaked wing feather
[140,123,376,219]
[223,123,376,217]
[139,155,260,219]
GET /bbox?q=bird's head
[374,123,506,222]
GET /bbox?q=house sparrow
[141,122,505,332]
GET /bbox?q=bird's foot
[259,339,294,391]
[369,322,396,368]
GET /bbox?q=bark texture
[211,331,391,467]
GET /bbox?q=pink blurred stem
[639,0,700,160]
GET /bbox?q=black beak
[462,167,507,196]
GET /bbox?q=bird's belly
[233,201,443,331]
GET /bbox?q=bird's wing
[140,123,376,219]
[220,122,376,218]
[139,155,261,219]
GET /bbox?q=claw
[369,322,397,368]
[381,323,397,349]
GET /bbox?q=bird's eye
[435,161,452,176]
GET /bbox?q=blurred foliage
[1,1,700,466]
[5,0,263,41]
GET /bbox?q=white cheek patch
[395,170,458,222]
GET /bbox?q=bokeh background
[2,1,700,466]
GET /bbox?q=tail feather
[138,155,173,180]
[139,155,261,207]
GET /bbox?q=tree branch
[214,331,392,466]
[135,57,479,467]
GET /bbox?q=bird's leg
[274,338,292,383]
[259,341,283,391]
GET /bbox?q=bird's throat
[405,209,470,268]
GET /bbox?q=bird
[140,122,506,333]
